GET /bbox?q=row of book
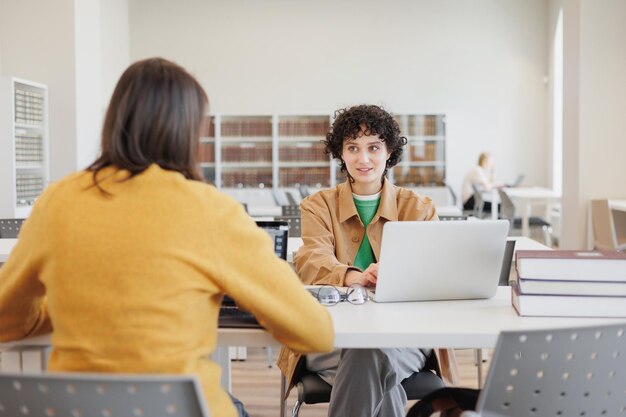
[197,143,330,164]
[394,115,442,136]
[14,89,44,125]
[512,250,626,317]
[197,143,215,163]
[280,143,328,162]
[221,170,273,188]
[392,167,444,186]
[15,133,44,163]
[408,142,439,162]
[16,174,45,205]
[278,119,329,137]
[279,168,329,188]
[199,115,443,138]
[221,119,272,137]
[223,144,272,163]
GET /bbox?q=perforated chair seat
[477,323,626,417]
[0,218,25,238]
[0,372,210,417]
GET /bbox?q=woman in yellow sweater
[0,58,333,417]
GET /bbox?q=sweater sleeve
[293,197,354,286]
[207,197,334,354]
[0,196,52,341]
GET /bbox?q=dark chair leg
[291,400,302,417]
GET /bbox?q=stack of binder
[512,250,626,317]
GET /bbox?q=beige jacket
[278,178,459,396]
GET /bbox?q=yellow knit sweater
[0,164,334,417]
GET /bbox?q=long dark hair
[88,57,207,188]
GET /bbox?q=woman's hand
[344,263,378,287]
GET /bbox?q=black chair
[0,218,25,238]
[289,350,445,417]
[497,189,552,245]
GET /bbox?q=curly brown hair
[323,105,407,179]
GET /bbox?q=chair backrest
[0,372,210,417]
[591,199,619,250]
[281,205,301,217]
[0,218,25,238]
[276,216,301,238]
[477,323,626,417]
[470,184,484,218]
[497,189,515,224]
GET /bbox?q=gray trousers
[307,348,430,417]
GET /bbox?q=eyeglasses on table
[307,284,369,306]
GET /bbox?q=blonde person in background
[0,58,333,417]
[278,105,458,417]
[461,152,504,213]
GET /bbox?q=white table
[0,239,17,263]
[609,199,626,212]
[486,187,561,237]
[437,205,463,217]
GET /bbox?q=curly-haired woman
[278,104,458,417]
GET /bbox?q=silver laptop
[371,220,509,302]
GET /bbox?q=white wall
[75,0,104,170]
[0,0,130,180]
[558,0,626,248]
[0,0,78,181]
[129,0,550,195]
[101,0,130,106]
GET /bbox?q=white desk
[0,239,17,263]
[437,205,463,217]
[3,288,622,356]
[487,187,561,237]
[609,199,626,212]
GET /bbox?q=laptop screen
[218,221,289,329]
[255,220,289,260]
[499,239,517,286]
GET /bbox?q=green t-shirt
[353,195,381,271]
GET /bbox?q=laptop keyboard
[218,305,261,328]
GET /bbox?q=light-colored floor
[231,348,491,417]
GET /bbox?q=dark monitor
[255,220,289,260]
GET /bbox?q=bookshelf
[392,114,446,187]
[198,113,446,189]
[0,77,49,218]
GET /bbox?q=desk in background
[586,198,626,249]
[485,187,561,236]
[0,239,17,263]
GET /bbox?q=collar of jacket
[337,177,399,224]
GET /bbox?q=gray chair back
[476,323,626,417]
[276,216,301,238]
[0,372,210,417]
[591,199,626,250]
[0,218,25,238]
[470,184,485,218]
[497,189,515,232]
